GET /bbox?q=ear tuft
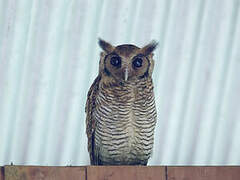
[141,40,158,56]
[98,38,114,53]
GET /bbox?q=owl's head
[98,38,158,83]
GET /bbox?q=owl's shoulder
[86,75,101,113]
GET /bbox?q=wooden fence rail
[1,166,240,180]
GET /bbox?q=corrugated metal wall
[0,0,240,166]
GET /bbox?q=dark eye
[132,57,143,68]
[110,56,121,68]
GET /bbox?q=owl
[85,38,158,165]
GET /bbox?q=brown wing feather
[85,75,101,165]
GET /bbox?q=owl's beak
[124,68,128,81]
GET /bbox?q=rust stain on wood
[4,166,86,180]
[87,166,165,180]
[167,166,240,180]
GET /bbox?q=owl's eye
[110,56,121,68]
[132,57,143,68]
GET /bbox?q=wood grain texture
[4,166,86,180]
[167,166,240,180]
[2,166,240,180]
[87,166,165,180]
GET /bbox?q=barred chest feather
[93,78,157,165]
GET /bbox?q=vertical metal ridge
[209,0,240,164]
[172,0,206,164]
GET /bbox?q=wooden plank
[0,167,4,180]
[167,166,240,180]
[3,165,240,179]
[4,166,86,180]
[87,166,165,180]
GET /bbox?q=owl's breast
[94,81,157,165]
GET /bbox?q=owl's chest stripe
[94,81,156,160]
